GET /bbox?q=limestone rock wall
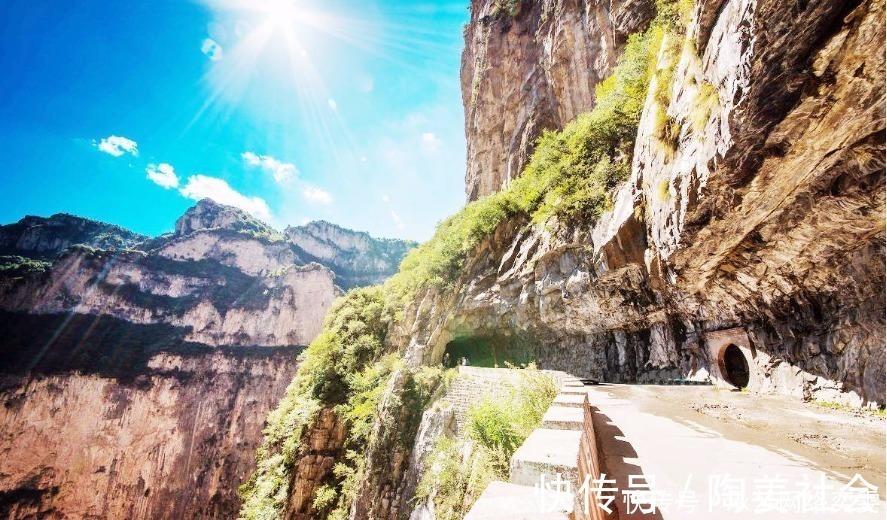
[284,409,346,520]
[0,248,337,347]
[461,0,655,200]
[0,350,300,519]
[0,200,409,518]
[419,0,885,407]
[0,214,147,257]
[286,221,416,289]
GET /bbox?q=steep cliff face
[433,0,886,407]
[0,213,148,257]
[0,348,299,519]
[461,0,655,200]
[286,221,417,289]
[0,205,340,348]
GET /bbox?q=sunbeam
[193,0,463,169]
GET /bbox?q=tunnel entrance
[721,344,750,388]
[444,334,535,368]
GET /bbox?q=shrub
[0,256,50,277]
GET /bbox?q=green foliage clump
[691,80,719,133]
[492,0,522,18]
[326,362,449,519]
[0,255,50,277]
[655,178,672,201]
[239,286,392,519]
[297,286,391,402]
[240,288,449,520]
[465,367,558,460]
[415,437,503,520]
[655,0,695,29]
[416,367,558,518]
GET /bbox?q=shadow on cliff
[0,311,303,388]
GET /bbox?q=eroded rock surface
[462,0,655,200]
[0,201,409,518]
[286,220,417,289]
[436,0,886,408]
[0,350,299,519]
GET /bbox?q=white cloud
[421,132,442,154]
[179,175,271,220]
[327,98,338,111]
[390,210,406,230]
[96,135,138,157]
[242,151,298,184]
[302,186,333,204]
[382,194,390,203]
[201,38,223,61]
[146,163,179,189]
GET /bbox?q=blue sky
[0,0,469,240]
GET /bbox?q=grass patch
[691,81,719,133]
[813,400,886,417]
[655,178,672,201]
[415,367,558,518]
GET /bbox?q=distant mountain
[0,213,148,256]
[0,213,149,276]
[286,220,417,288]
[0,199,416,289]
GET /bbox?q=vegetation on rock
[414,367,558,518]
[0,255,50,277]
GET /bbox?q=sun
[257,0,307,29]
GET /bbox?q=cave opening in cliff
[443,334,536,368]
[720,344,750,388]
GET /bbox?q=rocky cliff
[461,0,655,200]
[0,200,410,518]
[0,345,299,519]
[286,221,417,289]
[0,213,148,257]
[449,0,885,405]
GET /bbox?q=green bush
[415,437,503,520]
[239,287,392,519]
[0,255,50,277]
